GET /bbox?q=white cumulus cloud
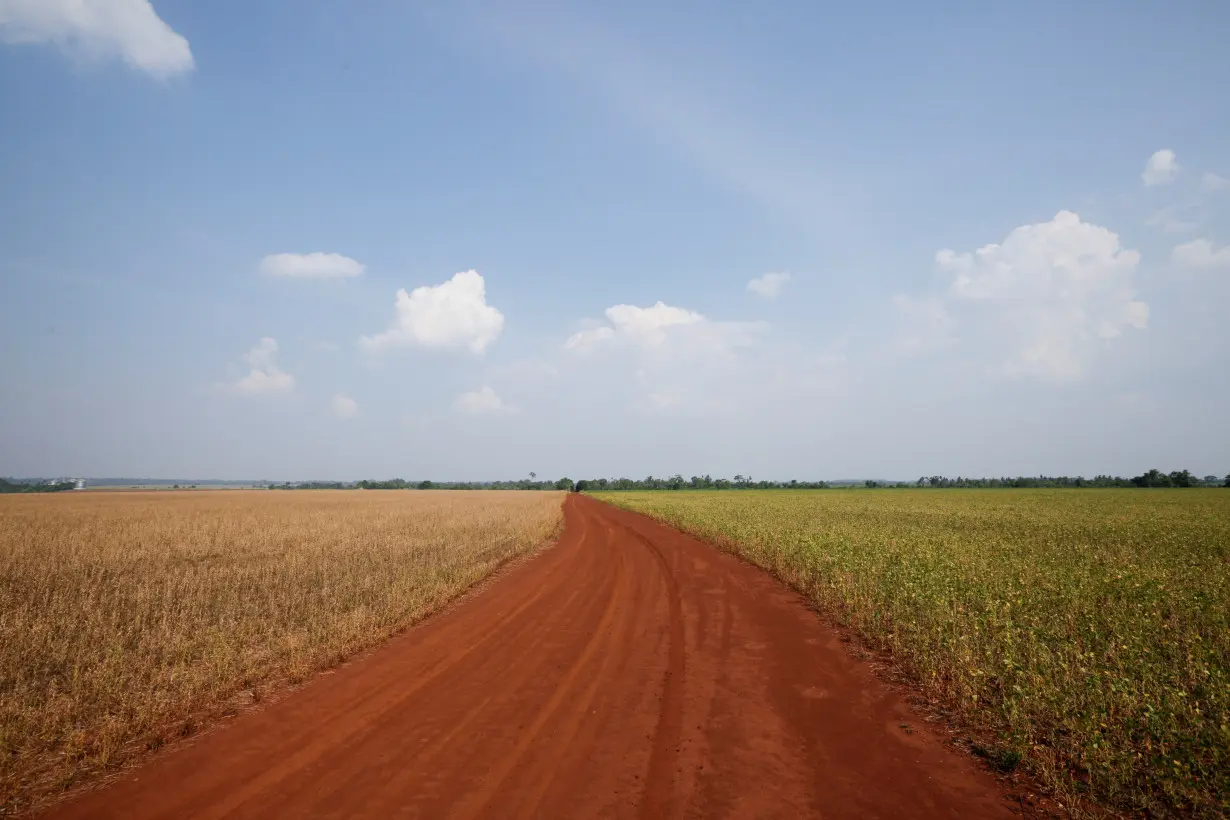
[1142,149,1179,186]
[361,270,504,354]
[928,211,1147,379]
[1200,172,1229,192]
[1172,238,1230,269]
[454,386,512,415]
[328,393,358,419]
[0,0,193,77]
[564,301,764,355]
[747,271,790,299]
[230,337,295,396]
[260,252,364,280]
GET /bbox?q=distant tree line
[269,477,580,491]
[576,470,1230,491]
[911,470,1222,488]
[261,469,1230,493]
[0,478,78,494]
[574,475,833,491]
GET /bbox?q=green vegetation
[595,489,1230,817]
[0,479,76,494]
[575,469,1226,490]
[267,478,578,491]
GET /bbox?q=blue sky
[1,0,1228,481]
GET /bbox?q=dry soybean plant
[0,489,563,813]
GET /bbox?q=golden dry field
[0,489,564,814]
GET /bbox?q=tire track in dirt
[621,521,687,820]
[41,495,1015,819]
[448,521,627,818]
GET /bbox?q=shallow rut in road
[43,495,1012,818]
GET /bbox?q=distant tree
[0,478,76,494]
[1224,474,1230,488]
[1131,469,1173,488]
[1169,470,1196,488]
[529,472,536,481]
[864,480,880,489]
[554,477,574,492]
[357,478,410,490]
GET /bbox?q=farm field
[596,489,1230,817]
[38,494,1015,820]
[0,489,564,814]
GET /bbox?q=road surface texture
[45,495,1012,819]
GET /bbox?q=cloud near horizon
[0,0,194,77]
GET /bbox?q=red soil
[44,495,1012,818]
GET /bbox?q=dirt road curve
[45,496,1011,819]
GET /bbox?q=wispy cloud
[260,252,364,280]
[459,6,844,235]
[328,393,358,419]
[455,386,513,415]
[747,272,791,300]
[1201,172,1229,192]
[1145,204,1200,234]
[228,337,295,397]
[1173,239,1230,270]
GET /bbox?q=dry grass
[0,489,564,814]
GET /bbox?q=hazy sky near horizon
[2,0,1228,481]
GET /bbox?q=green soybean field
[596,489,1229,818]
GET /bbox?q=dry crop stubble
[0,489,563,814]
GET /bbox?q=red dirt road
[45,496,1012,819]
